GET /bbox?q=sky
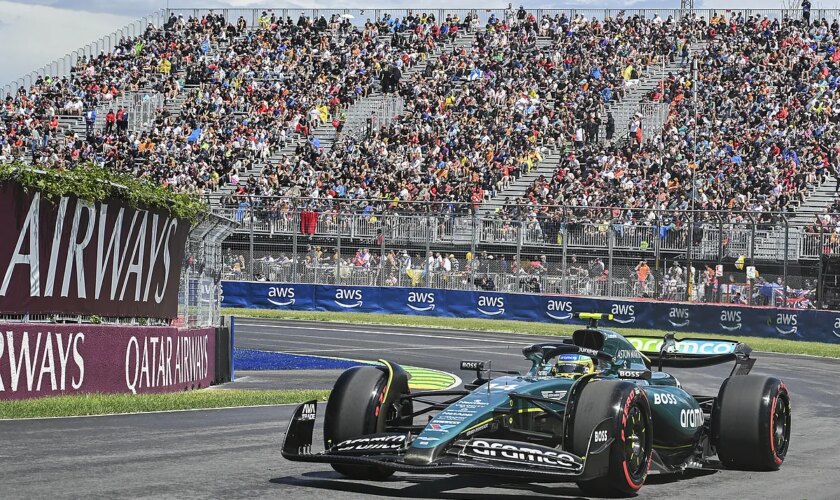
[0,0,827,88]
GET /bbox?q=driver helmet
[553,353,595,379]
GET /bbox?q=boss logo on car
[653,393,678,405]
[466,439,583,471]
[593,430,609,443]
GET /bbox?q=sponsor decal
[653,393,678,405]
[407,291,436,312]
[611,304,636,324]
[460,360,485,371]
[267,286,296,307]
[719,310,742,331]
[546,300,573,320]
[0,185,189,318]
[488,382,519,391]
[333,434,406,452]
[464,422,491,437]
[615,349,643,360]
[680,408,704,428]
[0,325,214,400]
[774,313,798,336]
[578,347,600,357]
[558,354,578,361]
[428,423,454,431]
[593,430,609,443]
[617,369,650,379]
[300,402,316,421]
[429,419,462,425]
[334,288,363,308]
[466,439,583,471]
[627,338,738,355]
[668,307,690,327]
[833,318,840,339]
[540,390,568,401]
[477,295,505,316]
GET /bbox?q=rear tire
[714,375,790,470]
[568,381,653,497]
[323,366,393,480]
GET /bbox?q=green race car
[282,313,791,496]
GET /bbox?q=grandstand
[4,6,840,308]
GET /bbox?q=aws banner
[0,182,190,319]
[0,324,214,400]
[221,281,840,344]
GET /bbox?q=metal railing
[214,197,826,308]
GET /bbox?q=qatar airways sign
[0,183,189,318]
[0,324,214,400]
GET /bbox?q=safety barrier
[221,281,840,344]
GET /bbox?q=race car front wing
[281,400,613,481]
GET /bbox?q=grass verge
[0,389,329,420]
[224,308,840,359]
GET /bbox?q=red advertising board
[0,324,215,400]
[0,182,190,319]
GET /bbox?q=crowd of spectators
[517,11,840,242]
[4,8,839,234]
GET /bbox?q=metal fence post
[515,221,522,274]
[686,211,694,302]
[248,198,255,279]
[379,214,387,286]
[425,216,432,287]
[336,212,342,285]
[561,226,568,293]
[292,206,299,282]
[783,216,789,306]
[470,213,477,291]
[607,229,614,297]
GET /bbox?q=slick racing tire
[569,380,653,497]
[713,375,791,471]
[323,366,410,480]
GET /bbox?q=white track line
[0,403,303,422]
[236,322,525,345]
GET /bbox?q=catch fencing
[213,197,822,309]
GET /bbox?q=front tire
[323,366,394,480]
[714,375,790,470]
[568,380,653,496]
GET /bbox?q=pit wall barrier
[221,281,840,344]
[0,324,220,400]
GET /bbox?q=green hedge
[0,162,207,223]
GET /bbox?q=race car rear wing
[626,333,755,376]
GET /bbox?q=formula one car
[282,313,791,496]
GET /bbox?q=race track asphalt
[1,317,838,499]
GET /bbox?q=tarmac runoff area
[0,317,838,499]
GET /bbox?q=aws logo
[668,307,690,328]
[477,296,505,316]
[774,313,798,336]
[720,310,742,331]
[335,288,363,308]
[611,304,635,324]
[267,286,296,306]
[407,292,436,312]
[546,300,573,320]
[834,318,840,339]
